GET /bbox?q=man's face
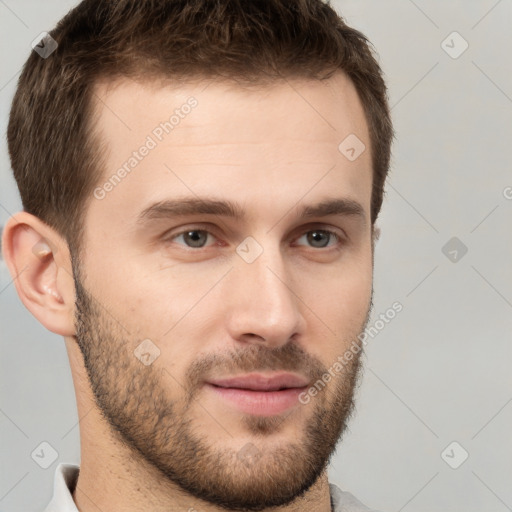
[73,73,374,510]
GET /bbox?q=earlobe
[2,212,77,337]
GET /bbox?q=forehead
[87,73,372,228]
[92,72,369,147]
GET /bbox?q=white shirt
[43,463,382,512]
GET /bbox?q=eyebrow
[137,197,366,225]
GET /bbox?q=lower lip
[205,383,308,416]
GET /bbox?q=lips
[206,373,309,391]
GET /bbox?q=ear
[1,212,76,336]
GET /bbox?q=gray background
[1,1,511,511]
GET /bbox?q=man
[2,0,393,511]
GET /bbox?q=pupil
[186,230,206,247]
[309,231,328,248]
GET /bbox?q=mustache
[185,342,326,391]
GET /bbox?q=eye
[163,226,344,251]
[167,228,218,249]
[295,229,342,249]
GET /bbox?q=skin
[2,71,378,512]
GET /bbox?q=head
[3,1,393,510]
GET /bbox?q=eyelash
[163,225,345,251]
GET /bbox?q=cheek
[314,281,370,332]
[300,254,372,354]
[306,251,372,311]
[114,268,219,371]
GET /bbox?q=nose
[224,242,306,349]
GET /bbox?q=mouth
[204,373,310,416]
[206,372,310,391]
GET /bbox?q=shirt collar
[43,463,80,512]
[43,463,374,512]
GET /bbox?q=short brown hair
[8,0,393,258]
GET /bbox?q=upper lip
[206,373,310,391]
